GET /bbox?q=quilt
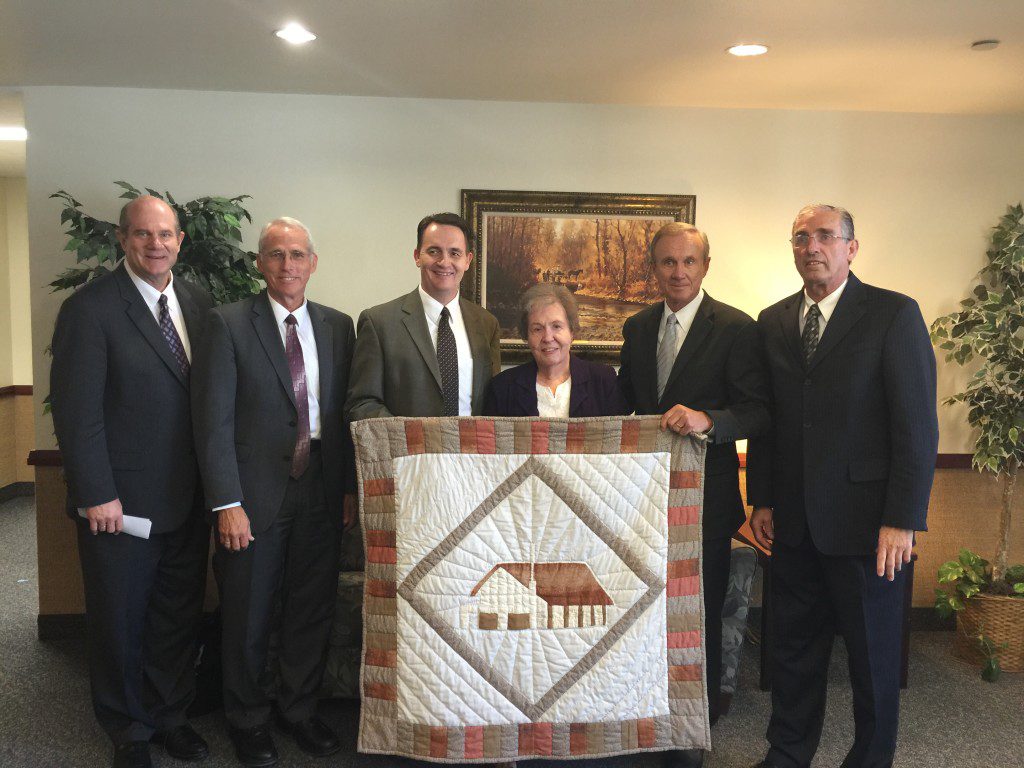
[352,415,709,762]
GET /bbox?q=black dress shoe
[663,749,705,768]
[152,724,209,761]
[277,715,341,757]
[113,741,153,768]
[752,760,784,768]
[228,725,278,767]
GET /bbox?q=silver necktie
[657,314,679,400]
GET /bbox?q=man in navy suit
[746,204,938,768]
[51,196,213,768]
[619,222,770,768]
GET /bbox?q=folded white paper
[77,509,152,539]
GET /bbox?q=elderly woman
[483,283,627,417]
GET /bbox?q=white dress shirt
[658,289,705,360]
[266,295,322,439]
[800,279,848,343]
[418,286,473,416]
[536,378,572,418]
[124,260,192,362]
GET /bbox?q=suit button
[289,420,297,427]
[283,455,291,461]
[804,379,811,387]
[804,421,812,428]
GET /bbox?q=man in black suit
[746,204,938,768]
[619,222,770,768]
[192,217,356,767]
[51,195,213,768]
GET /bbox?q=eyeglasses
[790,232,850,247]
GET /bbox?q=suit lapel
[116,265,188,389]
[514,360,540,415]
[807,273,867,371]
[401,290,442,391]
[462,299,494,406]
[776,290,804,369]
[661,295,713,401]
[175,279,203,348]
[567,355,590,416]
[636,303,664,408]
[251,292,297,408]
[309,302,333,412]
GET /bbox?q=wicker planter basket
[953,592,1024,672]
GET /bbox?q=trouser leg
[76,520,160,745]
[215,508,291,729]
[276,453,340,722]
[764,536,834,768]
[825,555,906,768]
[142,510,210,730]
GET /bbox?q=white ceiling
[1,0,1022,176]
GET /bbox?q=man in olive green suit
[345,212,501,420]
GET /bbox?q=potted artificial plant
[931,203,1024,681]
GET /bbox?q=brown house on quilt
[469,562,614,630]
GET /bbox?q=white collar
[418,285,462,324]
[124,259,174,304]
[662,289,705,325]
[803,278,848,323]
[267,293,310,326]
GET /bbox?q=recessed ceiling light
[0,126,27,141]
[728,43,769,57]
[275,22,316,45]
[970,39,1000,51]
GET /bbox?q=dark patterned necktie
[157,294,190,378]
[802,303,821,364]
[437,307,459,416]
[285,314,310,478]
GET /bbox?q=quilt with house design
[352,416,709,762]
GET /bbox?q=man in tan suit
[345,212,501,420]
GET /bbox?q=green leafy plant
[49,180,262,304]
[931,203,1024,680]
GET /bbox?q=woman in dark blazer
[483,283,627,417]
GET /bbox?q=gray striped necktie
[657,314,679,400]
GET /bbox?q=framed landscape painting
[461,189,696,364]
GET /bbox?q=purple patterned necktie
[285,314,310,478]
[437,307,459,416]
[157,294,190,378]
[802,303,821,365]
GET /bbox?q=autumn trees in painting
[484,215,666,340]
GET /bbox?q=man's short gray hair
[794,204,855,240]
[258,216,315,253]
[518,283,580,340]
[648,222,710,264]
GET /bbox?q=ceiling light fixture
[275,22,316,45]
[728,43,768,57]
[0,126,28,141]
[970,39,1000,51]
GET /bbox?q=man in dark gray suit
[192,217,356,767]
[51,195,213,768]
[345,212,500,421]
[747,204,938,768]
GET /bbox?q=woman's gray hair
[518,282,580,340]
[258,216,316,253]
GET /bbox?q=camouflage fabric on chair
[719,545,757,709]
[321,523,366,699]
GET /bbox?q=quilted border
[352,415,709,762]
